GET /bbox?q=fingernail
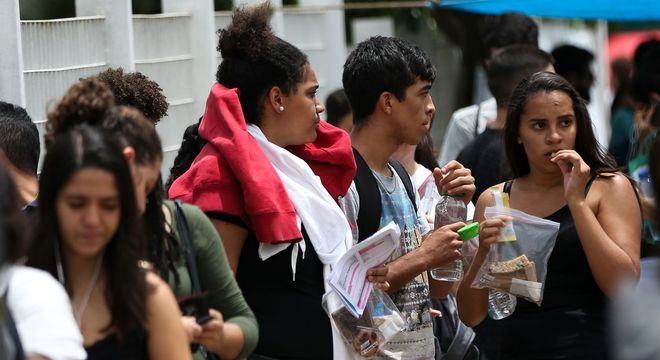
[441,167,448,175]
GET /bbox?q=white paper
[328,222,400,317]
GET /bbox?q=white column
[0,0,26,107]
[594,20,610,145]
[162,0,216,115]
[76,0,135,70]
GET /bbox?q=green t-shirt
[164,200,258,359]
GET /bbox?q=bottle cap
[458,222,479,241]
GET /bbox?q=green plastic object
[458,222,479,241]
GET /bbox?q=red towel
[168,84,356,244]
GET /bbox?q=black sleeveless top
[475,179,608,360]
[211,213,332,360]
[84,327,148,360]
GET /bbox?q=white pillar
[76,0,135,70]
[162,0,216,115]
[0,0,26,107]
[594,20,610,145]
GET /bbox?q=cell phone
[177,292,211,325]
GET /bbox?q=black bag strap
[174,200,202,294]
[473,102,482,137]
[353,148,418,243]
[353,148,382,243]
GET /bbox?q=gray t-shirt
[340,167,434,360]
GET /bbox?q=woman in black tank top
[457,72,641,359]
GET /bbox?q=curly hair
[97,68,168,123]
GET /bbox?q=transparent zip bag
[471,206,560,305]
[323,288,405,358]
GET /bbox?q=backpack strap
[353,148,382,243]
[388,159,418,213]
[174,200,202,294]
[353,148,419,243]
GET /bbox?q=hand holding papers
[329,222,400,317]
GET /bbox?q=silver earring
[279,105,284,112]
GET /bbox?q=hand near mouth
[550,150,591,203]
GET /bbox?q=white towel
[247,124,356,359]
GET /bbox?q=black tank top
[84,327,148,360]
[476,178,608,360]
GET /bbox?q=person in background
[551,45,595,104]
[438,12,538,166]
[0,161,86,360]
[0,101,40,214]
[458,72,640,359]
[46,77,258,360]
[457,45,555,203]
[325,88,353,133]
[27,123,190,359]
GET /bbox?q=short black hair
[342,36,436,127]
[325,89,352,126]
[0,102,39,175]
[551,44,594,77]
[631,40,660,106]
[488,45,554,107]
[479,12,538,59]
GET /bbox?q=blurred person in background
[325,88,353,133]
[438,12,539,166]
[0,101,40,215]
[457,45,555,203]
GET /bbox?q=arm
[146,272,192,360]
[455,188,508,326]
[386,223,464,293]
[211,219,249,275]
[188,207,258,359]
[552,151,641,296]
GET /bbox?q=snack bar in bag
[471,206,560,305]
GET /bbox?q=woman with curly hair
[169,3,388,359]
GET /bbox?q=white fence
[4,0,347,177]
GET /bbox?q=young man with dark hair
[438,12,539,166]
[341,36,475,359]
[0,101,40,210]
[458,45,555,202]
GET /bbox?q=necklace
[74,253,104,327]
[373,169,398,194]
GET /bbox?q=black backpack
[352,148,479,360]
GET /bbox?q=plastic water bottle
[487,289,517,320]
[431,193,467,281]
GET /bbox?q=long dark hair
[167,2,309,186]
[504,71,618,177]
[27,125,149,337]
[45,78,181,285]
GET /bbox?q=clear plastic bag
[323,289,405,358]
[471,206,560,305]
